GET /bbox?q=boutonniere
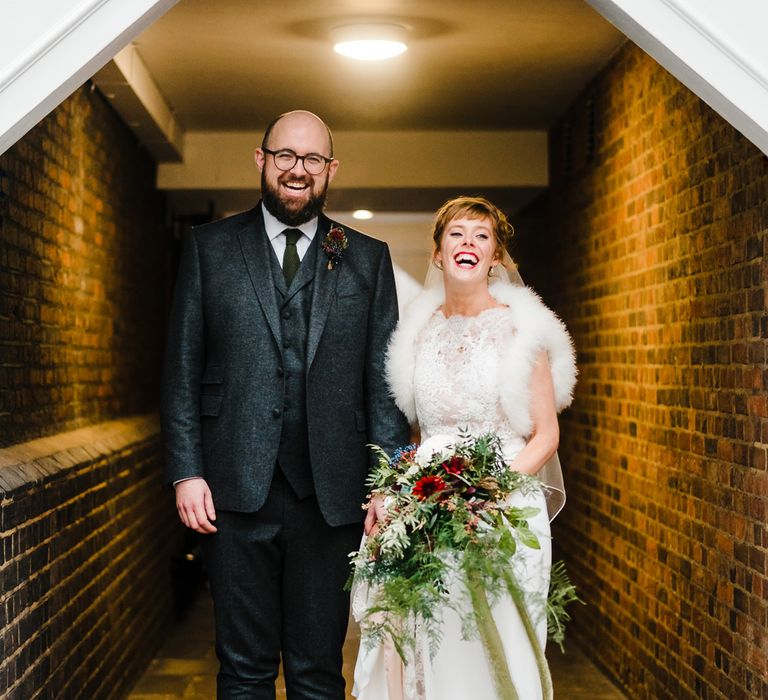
[321,225,348,270]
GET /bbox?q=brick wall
[513,45,767,700]
[0,84,167,446]
[0,85,180,698]
[0,417,176,699]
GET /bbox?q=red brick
[0,85,166,446]
[516,44,768,700]
[0,85,175,699]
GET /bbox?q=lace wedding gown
[353,307,552,700]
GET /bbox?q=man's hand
[175,478,218,533]
[364,494,389,536]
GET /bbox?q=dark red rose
[413,475,447,501]
[442,456,466,475]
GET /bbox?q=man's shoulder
[191,207,259,243]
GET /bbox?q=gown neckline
[436,304,509,321]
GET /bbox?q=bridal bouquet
[349,433,580,700]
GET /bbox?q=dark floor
[127,590,626,699]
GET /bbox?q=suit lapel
[306,215,341,370]
[237,206,283,348]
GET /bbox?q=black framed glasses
[262,148,333,175]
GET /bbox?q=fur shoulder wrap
[385,283,578,437]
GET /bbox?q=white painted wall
[680,0,768,78]
[157,131,549,191]
[587,0,768,155]
[331,212,435,286]
[0,0,179,154]
[0,1,74,63]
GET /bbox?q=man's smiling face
[255,112,338,226]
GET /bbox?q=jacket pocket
[355,409,366,432]
[337,288,369,299]
[202,365,223,384]
[200,394,223,417]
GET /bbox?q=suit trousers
[202,469,363,700]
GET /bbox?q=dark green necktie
[282,228,301,286]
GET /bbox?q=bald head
[262,110,334,158]
[255,110,339,227]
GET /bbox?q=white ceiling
[119,0,625,215]
[132,0,625,133]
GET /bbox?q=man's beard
[261,172,329,227]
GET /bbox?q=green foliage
[350,433,580,668]
[546,560,584,652]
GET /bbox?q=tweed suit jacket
[161,204,409,526]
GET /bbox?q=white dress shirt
[261,202,318,264]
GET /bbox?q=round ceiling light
[353,209,374,220]
[332,23,408,61]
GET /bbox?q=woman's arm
[507,350,560,475]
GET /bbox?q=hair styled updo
[431,196,514,261]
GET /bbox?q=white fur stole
[385,283,577,437]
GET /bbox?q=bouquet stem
[466,568,519,700]
[503,570,554,700]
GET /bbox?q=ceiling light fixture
[353,209,374,220]
[332,23,408,61]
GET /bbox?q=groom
[162,110,409,699]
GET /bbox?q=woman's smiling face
[435,215,499,284]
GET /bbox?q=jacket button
[282,310,292,320]
[272,408,281,418]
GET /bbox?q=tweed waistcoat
[269,231,319,498]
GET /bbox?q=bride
[352,196,577,699]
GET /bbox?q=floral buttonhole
[322,225,348,270]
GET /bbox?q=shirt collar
[261,202,318,242]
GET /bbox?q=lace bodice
[413,307,527,457]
